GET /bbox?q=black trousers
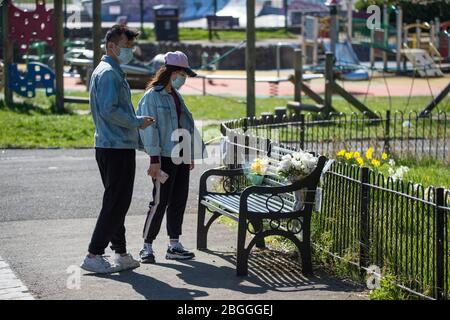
[142,157,190,243]
[88,148,136,255]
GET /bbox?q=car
[64,47,165,89]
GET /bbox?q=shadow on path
[83,249,363,299]
[159,249,363,294]
[85,271,208,300]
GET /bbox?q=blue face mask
[172,74,187,90]
[116,46,133,65]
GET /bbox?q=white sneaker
[80,255,119,274]
[114,253,140,271]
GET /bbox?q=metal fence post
[435,187,445,300]
[324,52,334,116]
[359,167,370,277]
[385,110,391,154]
[300,113,305,150]
[294,48,303,103]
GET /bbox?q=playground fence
[221,111,449,300]
[222,110,449,163]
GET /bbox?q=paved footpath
[0,149,367,300]
[0,256,33,300]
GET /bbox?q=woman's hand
[189,162,195,171]
[148,163,161,178]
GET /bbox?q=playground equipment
[4,0,57,99]
[401,20,444,78]
[301,2,369,81]
[419,82,450,118]
[351,5,403,72]
[2,0,103,111]
[8,0,54,53]
[403,21,441,61]
[8,62,55,98]
[439,21,450,59]
[297,1,450,86]
[287,49,379,120]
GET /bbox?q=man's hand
[139,117,155,130]
[147,162,161,178]
[189,162,195,171]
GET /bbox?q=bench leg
[301,242,313,275]
[301,218,313,275]
[236,218,248,276]
[197,204,207,250]
[250,219,266,249]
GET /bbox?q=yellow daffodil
[382,152,388,160]
[251,162,263,175]
[356,157,364,167]
[366,147,374,160]
[371,159,381,167]
[345,152,353,160]
[337,149,346,157]
[353,151,361,158]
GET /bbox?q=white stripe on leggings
[143,180,161,240]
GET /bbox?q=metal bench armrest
[199,167,245,196]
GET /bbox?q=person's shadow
[84,249,362,299]
[86,270,208,300]
[156,258,268,295]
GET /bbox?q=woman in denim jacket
[137,51,206,263]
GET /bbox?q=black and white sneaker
[166,242,195,260]
[139,246,156,264]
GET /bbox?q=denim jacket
[89,55,145,149]
[136,85,206,161]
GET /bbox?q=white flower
[292,152,302,161]
[390,165,409,181]
[278,159,291,171]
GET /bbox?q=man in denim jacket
[80,25,154,274]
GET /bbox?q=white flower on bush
[388,165,409,182]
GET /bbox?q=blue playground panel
[8,62,55,98]
[323,40,369,80]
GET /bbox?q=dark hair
[146,65,182,91]
[105,25,140,45]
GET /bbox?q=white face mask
[172,73,187,89]
[114,44,133,65]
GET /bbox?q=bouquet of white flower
[277,151,318,182]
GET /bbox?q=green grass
[393,156,450,189]
[0,107,94,149]
[0,92,448,180]
[142,27,297,42]
[71,90,450,119]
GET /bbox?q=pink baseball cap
[164,51,197,77]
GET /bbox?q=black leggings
[142,157,190,243]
